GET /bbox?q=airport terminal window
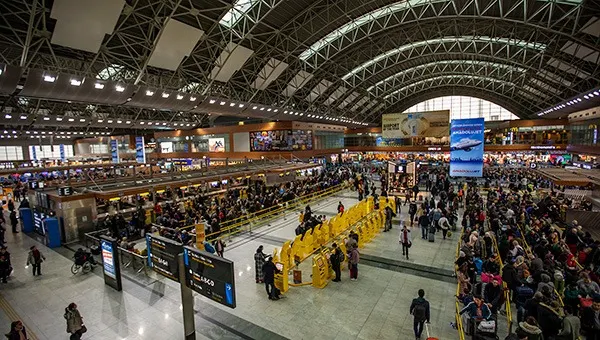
[30,145,74,159]
[403,96,519,121]
[314,131,344,149]
[89,144,109,154]
[0,146,24,161]
[571,121,599,146]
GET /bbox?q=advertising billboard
[449,118,485,177]
[59,144,66,162]
[208,138,225,152]
[249,130,313,151]
[382,110,450,138]
[110,140,120,163]
[100,236,122,291]
[146,234,182,282]
[135,136,146,163]
[183,246,236,309]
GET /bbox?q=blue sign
[31,146,37,162]
[59,144,65,162]
[101,240,116,279]
[110,140,120,164]
[450,118,485,177]
[183,143,189,153]
[135,136,146,163]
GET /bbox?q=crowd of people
[450,166,600,340]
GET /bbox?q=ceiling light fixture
[161,93,169,98]
[43,75,56,82]
[146,90,154,96]
[209,99,216,104]
[252,106,258,110]
[230,103,235,107]
[239,104,244,108]
[140,121,145,124]
[70,79,81,86]
[190,96,197,101]
[220,101,226,105]
[126,120,131,124]
[43,117,50,121]
[20,115,27,120]
[56,117,63,121]
[115,85,125,92]
[176,94,184,100]
[4,114,11,119]
[68,118,74,122]
[79,118,86,122]
[98,119,103,123]
[107,120,113,123]
[95,83,105,89]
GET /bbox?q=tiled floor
[0,190,461,340]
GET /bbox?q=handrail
[203,182,349,241]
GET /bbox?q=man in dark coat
[331,243,342,282]
[261,256,280,300]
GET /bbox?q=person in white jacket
[399,224,412,260]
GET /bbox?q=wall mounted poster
[208,138,225,152]
[382,110,450,138]
[449,118,485,177]
[135,136,146,164]
[250,130,293,151]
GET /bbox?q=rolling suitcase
[425,322,438,340]
[428,231,435,242]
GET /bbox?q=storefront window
[314,131,343,149]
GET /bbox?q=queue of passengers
[449,166,600,340]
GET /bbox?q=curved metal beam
[298,0,589,69]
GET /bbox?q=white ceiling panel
[251,58,289,90]
[529,79,561,95]
[561,41,600,64]
[50,0,124,53]
[536,71,572,87]
[546,58,591,79]
[581,17,600,37]
[305,79,333,102]
[350,96,369,111]
[338,92,359,109]
[210,42,254,82]
[324,86,348,105]
[147,19,204,71]
[282,70,313,97]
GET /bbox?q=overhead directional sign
[183,246,236,309]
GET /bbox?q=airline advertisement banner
[59,144,65,162]
[110,140,120,164]
[135,136,146,164]
[381,110,450,138]
[449,118,484,177]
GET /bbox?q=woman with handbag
[64,303,86,340]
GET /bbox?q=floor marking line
[0,294,39,340]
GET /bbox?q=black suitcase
[428,231,435,242]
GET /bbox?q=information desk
[146,234,183,282]
[183,246,236,309]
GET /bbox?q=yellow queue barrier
[491,235,514,334]
[272,196,394,292]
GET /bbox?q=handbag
[80,325,87,334]
[477,320,495,333]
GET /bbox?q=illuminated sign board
[100,236,122,291]
[146,234,182,282]
[183,246,236,309]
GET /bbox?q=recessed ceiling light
[186,124,191,127]
[230,103,235,107]
[146,90,154,96]
[140,121,145,124]
[274,109,278,112]
[190,97,197,101]
[70,79,81,86]
[176,94,184,100]
[117,120,122,124]
[20,115,27,120]
[43,75,56,82]
[239,104,244,108]
[80,118,86,122]
[98,119,103,123]
[25,131,30,134]
[4,114,11,119]
[115,85,125,92]
[161,93,169,98]
[252,106,258,110]
[260,107,265,111]
[147,122,153,125]
[284,111,288,114]
[95,83,105,89]
[267,108,272,112]
[43,117,50,121]
[68,118,74,122]
[126,121,131,124]
[593,91,599,96]
[220,101,226,105]
[209,99,216,104]
[107,120,113,123]
[56,117,63,121]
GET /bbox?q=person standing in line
[410,289,430,340]
[399,224,412,260]
[348,243,359,281]
[261,256,280,300]
[5,320,28,340]
[330,243,342,282]
[438,214,450,240]
[0,246,11,283]
[9,211,18,234]
[557,305,580,340]
[7,199,14,213]
[64,303,85,340]
[419,212,429,240]
[395,196,402,215]
[383,205,395,232]
[26,245,45,276]
[213,239,225,257]
[337,201,344,215]
[254,245,266,283]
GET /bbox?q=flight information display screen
[183,246,236,309]
[146,234,182,282]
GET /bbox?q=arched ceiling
[0,0,598,130]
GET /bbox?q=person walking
[9,211,18,234]
[348,243,359,281]
[26,245,45,276]
[384,205,395,232]
[261,256,280,300]
[331,243,343,282]
[5,320,28,340]
[439,214,450,240]
[337,202,344,215]
[399,224,412,260]
[254,245,266,283]
[7,199,14,213]
[410,289,430,340]
[64,303,85,340]
[395,196,402,215]
[409,202,417,227]
[419,212,429,240]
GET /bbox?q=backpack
[413,301,427,321]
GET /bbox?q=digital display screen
[146,234,182,282]
[183,246,236,309]
[33,210,47,235]
[101,239,116,280]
